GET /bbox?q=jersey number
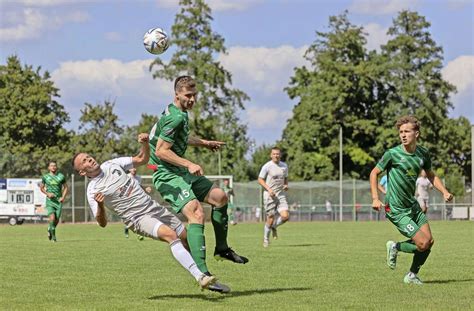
[178,190,190,201]
[406,224,415,232]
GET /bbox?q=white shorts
[417,197,429,208]
[132,206,184,240]
[263,192,289,216]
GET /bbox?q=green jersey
[149,103,189,172]
[41,172,66,201]
[376,145,431,212]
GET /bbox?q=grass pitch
[1,221,472,310]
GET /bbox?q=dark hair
[174,75,196,93]
[271,146,281,151]
[48,161,57,166]
[396,115,420,131]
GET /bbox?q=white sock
[264,224,271,241]
[272,216,284,228]
[169,239,203,281]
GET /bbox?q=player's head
[270,147,281,163]
[72,153,101,178]
[223,179,230,186]
[48,161,57,174]
[174,75,197,111]
[129,168,137,176]
[420,169,427,178]
[396,115,420,147]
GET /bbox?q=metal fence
[53,175,472,224]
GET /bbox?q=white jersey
[258,160,288,194]
[87,157,157,228]
[416,177,432,199]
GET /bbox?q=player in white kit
[416,170,433,213]
[72,133,230,293]
[258,147,290,248]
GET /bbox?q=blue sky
[1,0,473,146]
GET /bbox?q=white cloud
[0,8,89,41]
[155,0,263,11]
[51,58,173,126]
[350,0,420,15]
[442,56,474,93]
[246,107,292,129]
[218,45,309,96]
[442,55,474,120]
[364,23,390,51]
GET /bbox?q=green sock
[410,249,431,274]
[396,240,417,253]
[211,205,229,253]
[48,221,55,232]
[187,223,208,274]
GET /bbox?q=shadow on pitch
[273,243,326,248]
[148,287,312,301]
[424,279,474,284]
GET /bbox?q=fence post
[71,174,75,224]
[84,176,88,222]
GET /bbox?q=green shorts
[46,199,62,219]
[385,202,428,238]
[153,169,214,213]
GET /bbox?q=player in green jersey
[40,161,68,242]
[148,76,248,283]
[370,116,453,285]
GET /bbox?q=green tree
[73,101,123,164]
[282,12,379,180]
[0,55,71,177]
[378,11,456,167]
[149,0,251,181]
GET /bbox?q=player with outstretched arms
[72,133,226,293]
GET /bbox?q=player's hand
[188,163,204,176]
[94,192,105,203]
[204,140,225,152]
[47,193,55,199]
[145,186,152,194]
[283,184,289,191]
[443,192,453,202]
[268,189,276,198]
[138,133,149,144]
[59,197,65,203]
[372,199,383,211]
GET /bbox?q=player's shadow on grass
[148,287,312,301]
[274,243,326,248]
[424,278,474,284]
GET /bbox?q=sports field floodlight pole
[339,126,343,222]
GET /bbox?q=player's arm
[39,182,54,199]
[258,177,275,197]
[370,167,384,211]
[425,170,453,202]
[283,177,289,191]
[60,183,68,203]
[93,193,107,227]
[155,138,203,176]
[132,133,150,167]
[188,136,225,152]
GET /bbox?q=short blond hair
[174,75,196,93]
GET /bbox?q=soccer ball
[143,28,169,55]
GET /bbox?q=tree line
[0,1,471,196]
